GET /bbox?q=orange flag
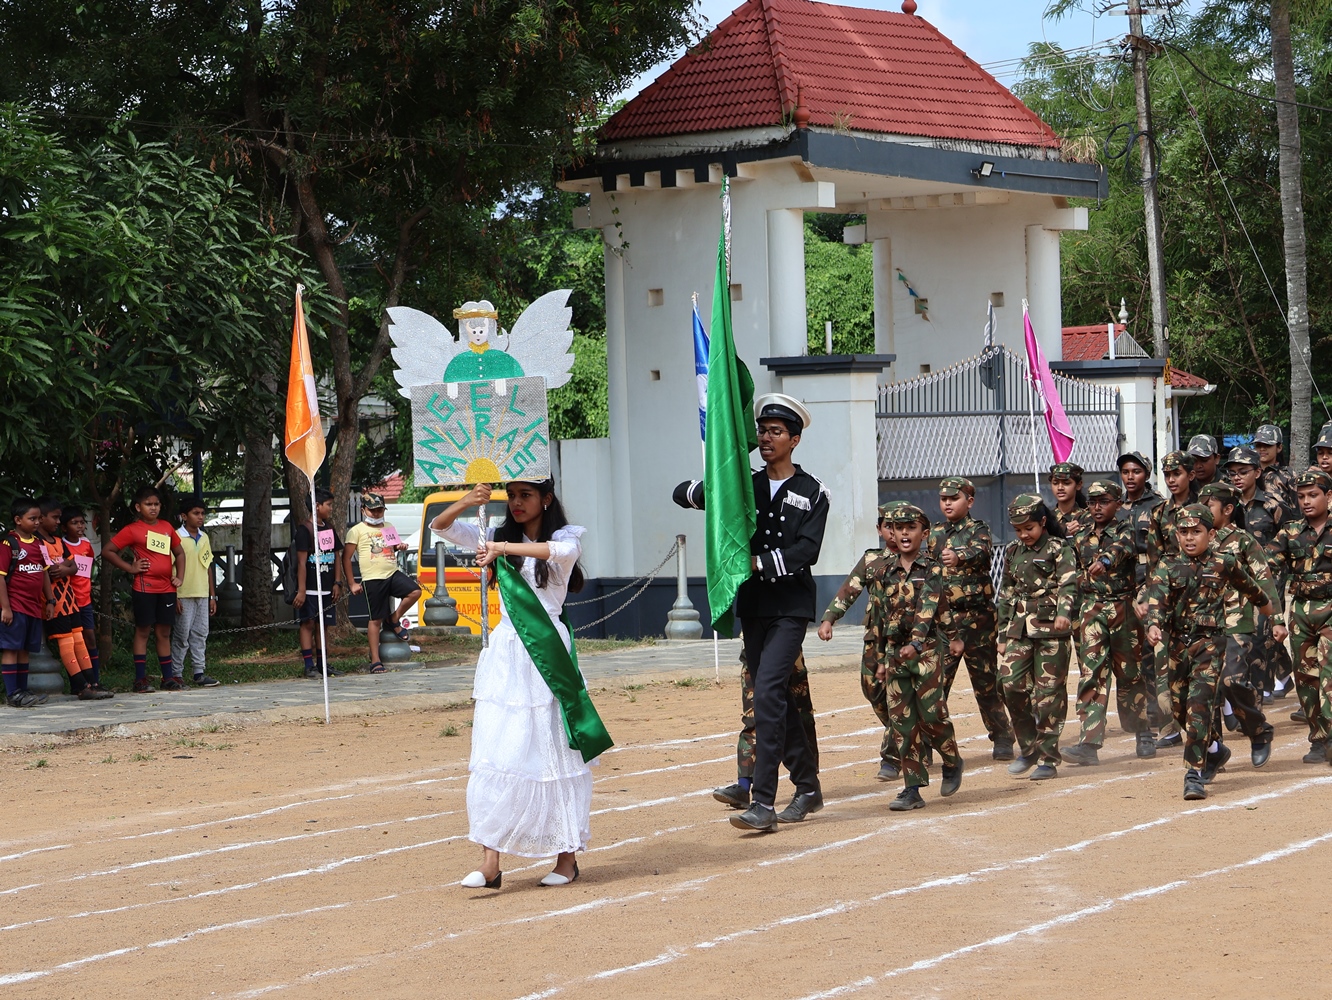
[284,285,326,479]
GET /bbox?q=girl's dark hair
[1035,502,1066,539]
[491,479,584,593]
[1074,488,1088,509]
[133,485,162,505]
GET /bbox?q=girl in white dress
[430,479,604,889]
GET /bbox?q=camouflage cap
[1198,481,1239,504]
[1117,451,1152,472]
[877,500,905,520]
[1048,462,1084,481]
[1253,424,1283,446]
[1086,479,1122,501]
[1295,468,1332,491]
[1007,493,1046,525]
[1173,503,1214,529]
[938,476,975,497]
[1186,434,1219,459]
[1315,422,1332,451]
[1225,446,1260,468]
[1161,450,1193,472]
[888,503,929,526]
[360,491,387,509]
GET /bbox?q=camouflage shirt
[1140,543,1272,634]
[1145,495,1194,570]
[1240,488,1289,553]
[1214,525,1277,634]
[871,551,945,649]
[1051,504,1092,537]
[822,547,890,632]
[996,533,1078,639]
[1260,464,1298,511]
[1117,485,1165,585]
[926,514,995,611]
[1070,518,1137,599]
[1267,517,1332,600]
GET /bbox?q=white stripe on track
[0,845,69,863]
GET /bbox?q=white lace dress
[433,521,593,857]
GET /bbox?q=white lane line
[792,824,1332,999]
[0,845,69,863]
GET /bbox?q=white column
[767,208,808,357]
[872,237,894,383]
[603,238,635,576]
[1025,224,1063,360]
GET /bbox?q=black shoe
[1062,743,1100,766]
[888,786,926,811]
[876,761,900,782]
[1251,737,1272,769]
[1030,764,1058,781]
[1292,708,1307,724]
[940,761,963,797]
[77,685,114,701]
[729,802,778,832]
[1007,755,1035,776]
[1302,739,1327,764]
[1223,713,1239,732]
[1156,730,1183,749]
[8,691,39,708]
[193,674,220,687]
[1262,692,1274,706]
[712,782,750,809]
[991,738,1015,762]
[1201,743,1232,784]
[161,677,184,691]
[1273,683,1292,700]
[1136,733,1158,759]
[776,790,824,823]
[1183,768,1206,800]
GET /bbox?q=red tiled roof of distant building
[601,0,1061,148]
[1062,325,1125,362]
[1168,367,1209,389]
[373,472,406,503]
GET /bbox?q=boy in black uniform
[674,393,829,833]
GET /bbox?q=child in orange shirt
[35,498,111,699]
[60,505,104,689]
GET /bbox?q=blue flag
[692,300,709,441]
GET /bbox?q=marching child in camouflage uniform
[928,477,1016,760]
[1315,422,1332,477]
[1199,481,1276,768]
[870,504,963,811]
[1048,462,1090,535]
[1253,424,1298,511]
[997,494,1078,780]
[1265,468,1332,764]
[1062,480,1155,765]
[818,501,904,781]
[1140,504,1284,800]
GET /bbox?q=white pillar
[1025,224,1063,360]
[767,208,808,357]
[872,237,894,384]
[603,238,635,576]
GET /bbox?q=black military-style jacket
[673,465,830,619]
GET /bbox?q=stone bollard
[377,620,413,664]
[423,543,463,628]
[26,640,66,697]
[664,534,703,641]
[216,544,243,619]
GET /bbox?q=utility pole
[1126,2,1173,474]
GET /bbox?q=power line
[1164,41,1332,115]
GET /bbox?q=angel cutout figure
[389,290,575,397]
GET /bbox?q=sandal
[392,624,411,643]
[368,661,387,674]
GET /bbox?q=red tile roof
[372,472,406,503]
[1168,367,1210,389]
[1061,325,1210,388]
[601,0,1061,148]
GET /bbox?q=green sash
[495,558,613,763]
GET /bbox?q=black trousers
[742,616,821,807]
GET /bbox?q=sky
[619,0,1199,100]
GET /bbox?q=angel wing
[505,289,574,389]
[387,307,463,398]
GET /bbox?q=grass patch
[129,751,155,762]
[673,676,707,688]
[438,724,460,738]
[101,755,116,764]
[27,758,48,769]
[173,737,232,751]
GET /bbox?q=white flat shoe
[539,861,579,886]
[461,870,502,889]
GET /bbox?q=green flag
[705,178,757,637]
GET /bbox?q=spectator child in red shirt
[103,486,186,693]
[60,505,103,688]
[0,497,52,708]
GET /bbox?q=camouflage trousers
[861,638,901,767]
[737,647,820,779]
[1289,600,1332,744]
[940,608,1014,744]
[1165,633,1225,771]
[1074,599,1148,746]
[999,634,1070,766]
[1209,633,1271,745]
[885,646,961,789]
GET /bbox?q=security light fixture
[973,161,995,180]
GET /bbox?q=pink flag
[1023,303,1076,463]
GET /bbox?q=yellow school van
[416,488,509,635]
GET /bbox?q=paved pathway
[0,631,864,739]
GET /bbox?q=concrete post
[26,641,65,697]
[216,545,242,619]
[377,547,413,664]
[663,534,703,641]
[766,208,808,357]
[872,237,895,384]
[423,542,461,628]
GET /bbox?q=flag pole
[478,499,489,649]
[309,473,331,725]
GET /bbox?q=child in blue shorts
[0,497,52,708]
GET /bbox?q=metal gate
[876,346,1122,480]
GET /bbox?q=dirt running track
[2,662,1329,999]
